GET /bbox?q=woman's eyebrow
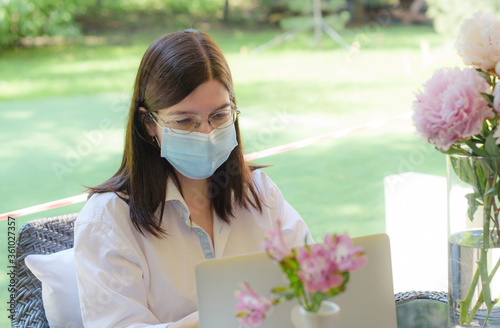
[210,103,232,113]
[166,103,231,116]
[165,110,192,115]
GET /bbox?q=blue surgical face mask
[158,126,238,180]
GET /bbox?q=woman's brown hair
[89,30,263,237]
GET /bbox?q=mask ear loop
[152,135,160,147]
[147,111,161,148]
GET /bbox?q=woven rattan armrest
[394,290,448,304]
[12,213,78,328]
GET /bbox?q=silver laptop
[195,233,397,328]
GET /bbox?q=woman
[74,29,312,328]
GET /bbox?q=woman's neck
[177,173,211,211]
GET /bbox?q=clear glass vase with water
[448,155,500,327]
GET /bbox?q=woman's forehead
[158,80,230,116]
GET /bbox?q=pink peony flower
[262,220,293,262]
[296,244,343,293]
[235,283,273,327]
[412,67,493,151]
[455,11,500,72]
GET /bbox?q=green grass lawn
[0,23,457,326]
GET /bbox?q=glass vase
[448,155,500,327]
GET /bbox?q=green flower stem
[468,294,484,324]
[466,140,486,158]
[459,178,495,325]
[480,192,493,310]
[460,266,481,324]
[301,288,312,312]
[467,258,500,323]
[492,201,500,241]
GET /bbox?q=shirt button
[198,231,204,237]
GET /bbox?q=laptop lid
[195,233,397,328]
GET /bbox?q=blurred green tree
[1,0,89,48]
[223,0,230,20]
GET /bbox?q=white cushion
[25,248,83,328]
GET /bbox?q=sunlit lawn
[0,23,459,326]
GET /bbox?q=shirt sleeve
[256,170,314,246]
[275,185,314,247]
[74,195,171,328]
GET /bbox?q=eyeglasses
[150,108,240,134]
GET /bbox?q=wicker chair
[394,290,448,303]
[394,291,448,328]
[12,213,78,328]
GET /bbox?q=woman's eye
[172,117,195,126]
[211,112,229,121]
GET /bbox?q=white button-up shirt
[74,170,312,328]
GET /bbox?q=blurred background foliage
[3,0,500,51]
[0,0,420,50]
[2,0,499,50]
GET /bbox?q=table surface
[396,298,448,328]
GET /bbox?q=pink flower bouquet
[235,221,366,327]
[411,10,500,327]
[412,10,500,154]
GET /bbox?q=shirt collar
[165,176,190,224]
